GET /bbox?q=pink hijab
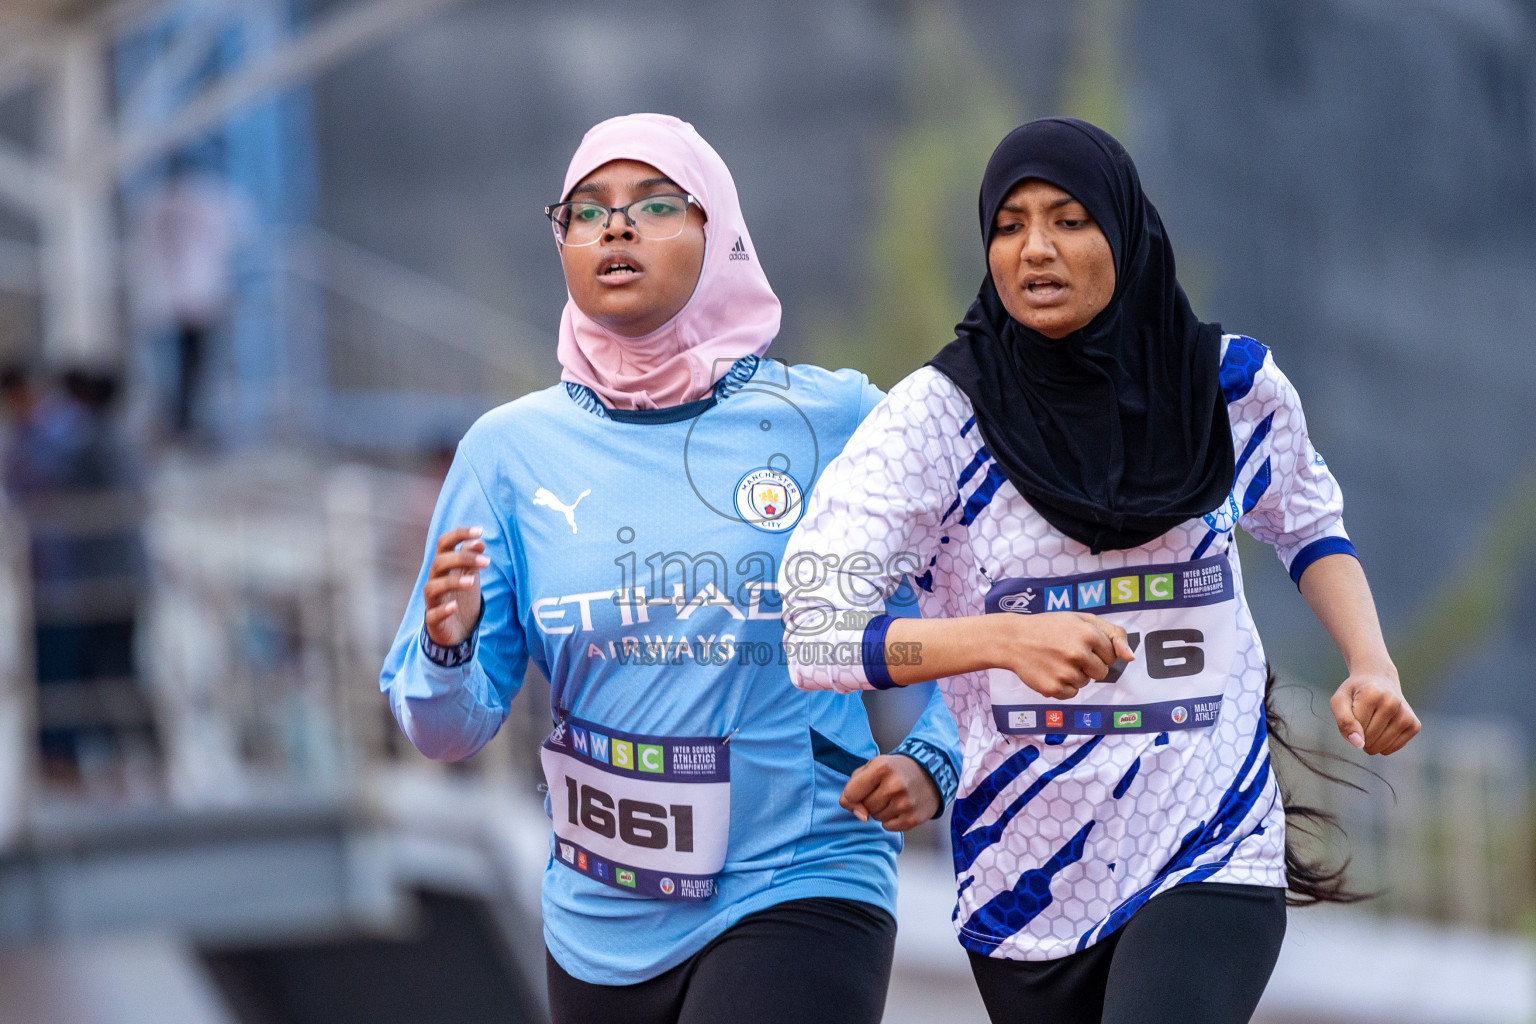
[556,113,781,410]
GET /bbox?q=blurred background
[0,0,1532,1021]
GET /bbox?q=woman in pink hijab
[381,114,961,1023]
[553,112,780,409]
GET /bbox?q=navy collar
[564,355,763,421]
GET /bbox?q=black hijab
[928,117,1232,553]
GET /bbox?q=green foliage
[1391,469,1536,702]
[807,6,1020,387]
[807,1,1133,389]
[1060,0,1126,141]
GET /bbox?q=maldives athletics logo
[734,467,804,533]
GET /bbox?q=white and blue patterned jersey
[780,337,1354,961]
[380,357,960,983]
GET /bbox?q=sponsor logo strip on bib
[552,837,719,901]
[985,553,1234,616]
[998,697,1225,735]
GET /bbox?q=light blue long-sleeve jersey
[380,357,961,984]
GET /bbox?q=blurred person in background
[1,365,155,794]
[381,113,960,1024]
[0,366,27,470]
[782,118,1419,1024]
[2,364,81,494]
[126,154,252,439]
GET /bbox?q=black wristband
[420,599,485,668]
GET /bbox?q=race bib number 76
[984,554,1239,735]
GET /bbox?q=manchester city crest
[734,467,804,533]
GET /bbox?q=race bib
[541,716,730,901]
[984,554,1238,735]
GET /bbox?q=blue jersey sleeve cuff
[1289,536,1358,587]
[892,737,960,815]
[861,614,897,690]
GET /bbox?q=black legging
[968,882,1287,1024]
[547,897,896,1024]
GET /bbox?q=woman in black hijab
[930,117,1233,554]
[780,118,1419,1023]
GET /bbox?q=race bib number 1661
[541,716,730,901]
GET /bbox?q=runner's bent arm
[780,384,949,694]
[819,381,963,826]
[781,382,1130,699]
[1298,554,1418,754]
[882,614,1132,696]
[1234,348,1418,755]
[380,449,528,760]
[842,680,961,827]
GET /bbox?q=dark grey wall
[1123,0,1536,695]
[312,0,920,373]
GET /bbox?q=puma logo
[533,487,591,534]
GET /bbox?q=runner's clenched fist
[423,526,488,646]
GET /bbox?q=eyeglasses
[544,193,700,247]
